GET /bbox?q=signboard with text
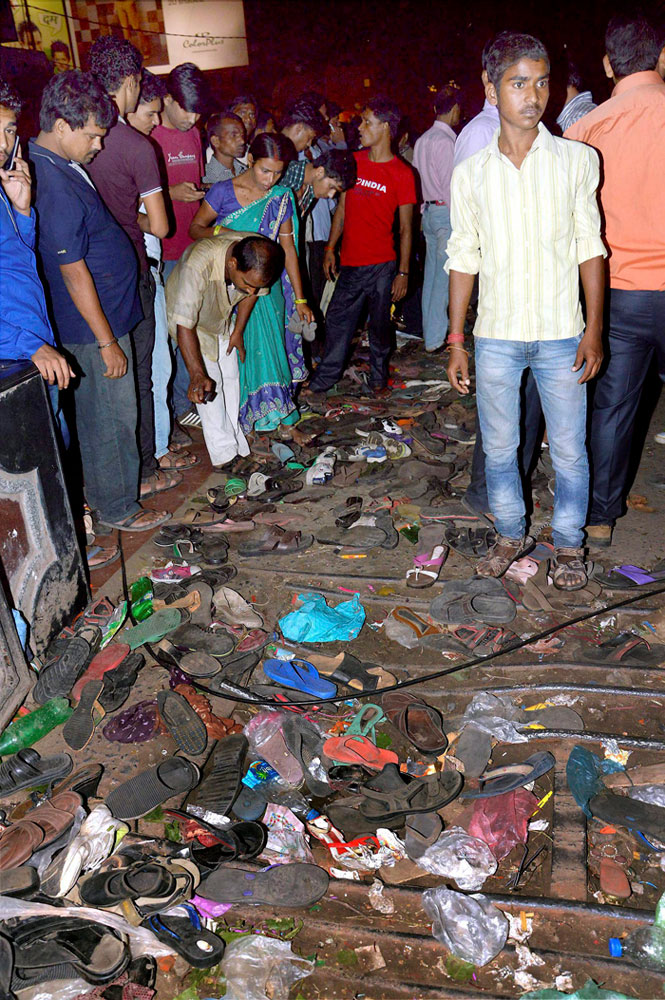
[155,0,248,73]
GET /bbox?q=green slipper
[124,608,186,651]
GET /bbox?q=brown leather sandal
[476,535,532,578]
[551,547,587,591]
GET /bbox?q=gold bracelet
[448,345,469,355]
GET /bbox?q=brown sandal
[140,469,183,499]
[551,547,587,591]
[159,451,199,471]
[476,535,532,578]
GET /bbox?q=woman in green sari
[189,133,313,432]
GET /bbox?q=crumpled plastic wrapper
[459,692,529,744]
[415,826,497,890]
[422,887,508,966]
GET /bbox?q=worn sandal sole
[62,680,105,751]
[157,691,208,756]
[198,862,329,906]
[106,757,200,820]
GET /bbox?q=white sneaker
[654,431,665,444]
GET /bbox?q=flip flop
[157,691,208,756]
[144,905,225,968]
[179,651,222,678]
[462,751,555,799]
[98,508,171,532]
[282,714,330,797]
[198,862,329,906]
[263,658,337,698]
[406,546,447,588]
[106,757,200,820]
[404,812,444,859]
[238,526,314,557]
[582,633,665,667]
[346,704,386,743]
[299,650,393,692]
[359,764,463,821]
[0,748,73,797]
[62,680,105,751]
[594,563,665,591]
[444,525,497,558]
[168,623,235,657]
[181,509,234,527]
[382,691,449,755]
[124,608,186,650]
[429,577,517,626]
[323,735,398,770]
[71,643,130,703]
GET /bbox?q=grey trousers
[65,333,141,523]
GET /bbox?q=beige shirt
[446,124,606,341]
[166,232,268,362]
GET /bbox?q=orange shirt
[565,71,665,291]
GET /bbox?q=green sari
[213,182,304,433]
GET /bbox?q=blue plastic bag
[278,592,365,643]
[566,745,624,818]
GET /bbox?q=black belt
[424,200,447,206]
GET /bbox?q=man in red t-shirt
[152,63,207,423]
[306,97,416,396]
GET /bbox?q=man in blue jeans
[446,31,606,590]
[304,97,416,398]
[413,84,460,353]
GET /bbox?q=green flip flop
[124,608,186,651]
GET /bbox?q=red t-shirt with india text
[340,150,416,267]
[152,123,203,261]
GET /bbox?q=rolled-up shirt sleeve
[167,261,208,342]
[445,163,481,275]
[573,145,607,265]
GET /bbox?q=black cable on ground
[189,580,665,708]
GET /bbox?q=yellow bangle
[295,298,307,304]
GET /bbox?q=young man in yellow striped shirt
[446,31,606,591]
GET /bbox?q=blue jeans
[475,335,588,549]
[151,268,173,459]
[163,258,190,418]
[589,289,665,525]
[421,204,451,351]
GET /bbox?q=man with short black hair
[203,112,246,185]
[229,94,257,138]
[305,96,416,397]
[166,234,285,467]
[88,35,179,501]
[566,13,665,543]
[556,57,596,132]
[152,62,208,428]
[30,70,169,533]
[280,99,326,152]
[447,31,606,589]
[282,148,357,218]
[414,84,461,353]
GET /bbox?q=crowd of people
[0,12,663,587]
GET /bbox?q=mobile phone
[5,135,19,171]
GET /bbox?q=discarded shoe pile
[3,346,665,996]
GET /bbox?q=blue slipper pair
[263,657,336,698]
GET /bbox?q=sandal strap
[0,747,42,788]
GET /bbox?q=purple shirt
[413,120,456,205]
[453,99,500,169]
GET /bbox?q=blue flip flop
[263,658,337,698]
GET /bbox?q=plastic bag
[628,784,665,808]
[566,745,625,818]
[261,804,314,863]
[278,592,365,643]
[422,887,508,966]
[469,788,539,860]
[459,693,529,744]
[221,935,314,1000]
[384,610,421,649]
[522,979,638,999]
[415,826,497,890]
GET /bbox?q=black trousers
[130,269,157,479]
[309,261,395,391]
[589,288,665,525]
